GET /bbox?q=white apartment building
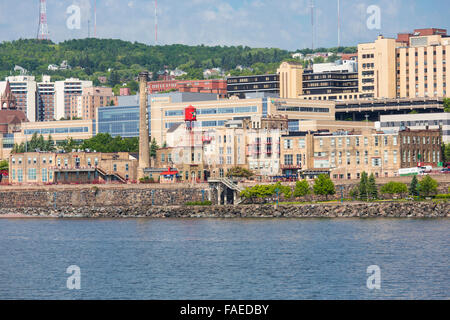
[0,76,37,122]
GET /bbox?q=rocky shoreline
[0,202,448,219]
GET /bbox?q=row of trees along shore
[240,172,446,203]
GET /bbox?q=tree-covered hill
[0,38,356,86]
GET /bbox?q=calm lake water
[0,218,448,300]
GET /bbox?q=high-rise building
[68,87,117,120]
[54,78,93,120]
[0,76,37,121]
[358,29,450,99]
[37,75,55,121]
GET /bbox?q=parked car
[440,168,450,174]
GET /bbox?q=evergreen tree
[150,138,159,158]
[46,135,56,152]
[409,175,420,197]
[368,173,378,200]
[358,172,369,201]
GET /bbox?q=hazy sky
[0,0,448,50]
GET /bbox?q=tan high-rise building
[68,87,117,120]
[358,36,398,99]
[277,61,303,99]
[358,29,450,99]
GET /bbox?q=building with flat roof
[227,74,280,98]
[9,151,138,185]
[0,76,37,122]
[150,96,335,146]
[358,29,450,99]
[148,79,227,98]
[54,78,93,120]
[277,61,362,101]
[68,87,117,120]
[380,112,450,143]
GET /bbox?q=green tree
[368,173,378,200]
[443,143,450,163]
[60,137,80,153]
[226,167,254,179]
[0,160,8,171]
[45,135,56,152]
[444,98,450,112]
[150,138,159,158]
[419,175,438,197]
[381,182,408,198]
[349,187,359,200]
[293,179,311,199]
[313,174,335,200]
[409,175,420,196]
[358,172,369,201]
[273,182,292,199]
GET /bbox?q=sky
[0,0,448,51]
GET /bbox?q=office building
[379,112,450,143]
[150,96,335,146]
[227,74,280,98]
[278,61,363,101]
[358,29,450,99]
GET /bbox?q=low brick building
[398,128,442,168]
[9,151,138,185]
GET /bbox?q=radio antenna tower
[309,0,315,50]
[94,0,97,37]
[37,0,49,40]
[337,0,341,48]
[155,0,158,45]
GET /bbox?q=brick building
[398,128,442,168]
[148,79,227,98]
[9,152,138,185]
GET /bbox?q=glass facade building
[97,105,150,138]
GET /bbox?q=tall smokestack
[138,71,150,179]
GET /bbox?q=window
[320,139,324,147]
[393,151,398,164]
[42,168,47,182]
[28,168,37,180]
[284,139,292,150]
[299,139,306,149]
[356,137,360,147]
[364,137,368,146]
[18,169,23,182]
[338,138,342,147]
[384,136,388,146]
[374,136,379,147]
[284,154,293,165]
[64,158,68,167]
[393,136,398,146]
[331,138,335,147]
[125,164,129,171]
[113,164,117,172]
[346,138,350,146]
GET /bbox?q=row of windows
[402,135,440,145]
[11,168,54,182]
[276,106,330,113]
[24,127,89,135]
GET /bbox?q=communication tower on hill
[37,0,49,40]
